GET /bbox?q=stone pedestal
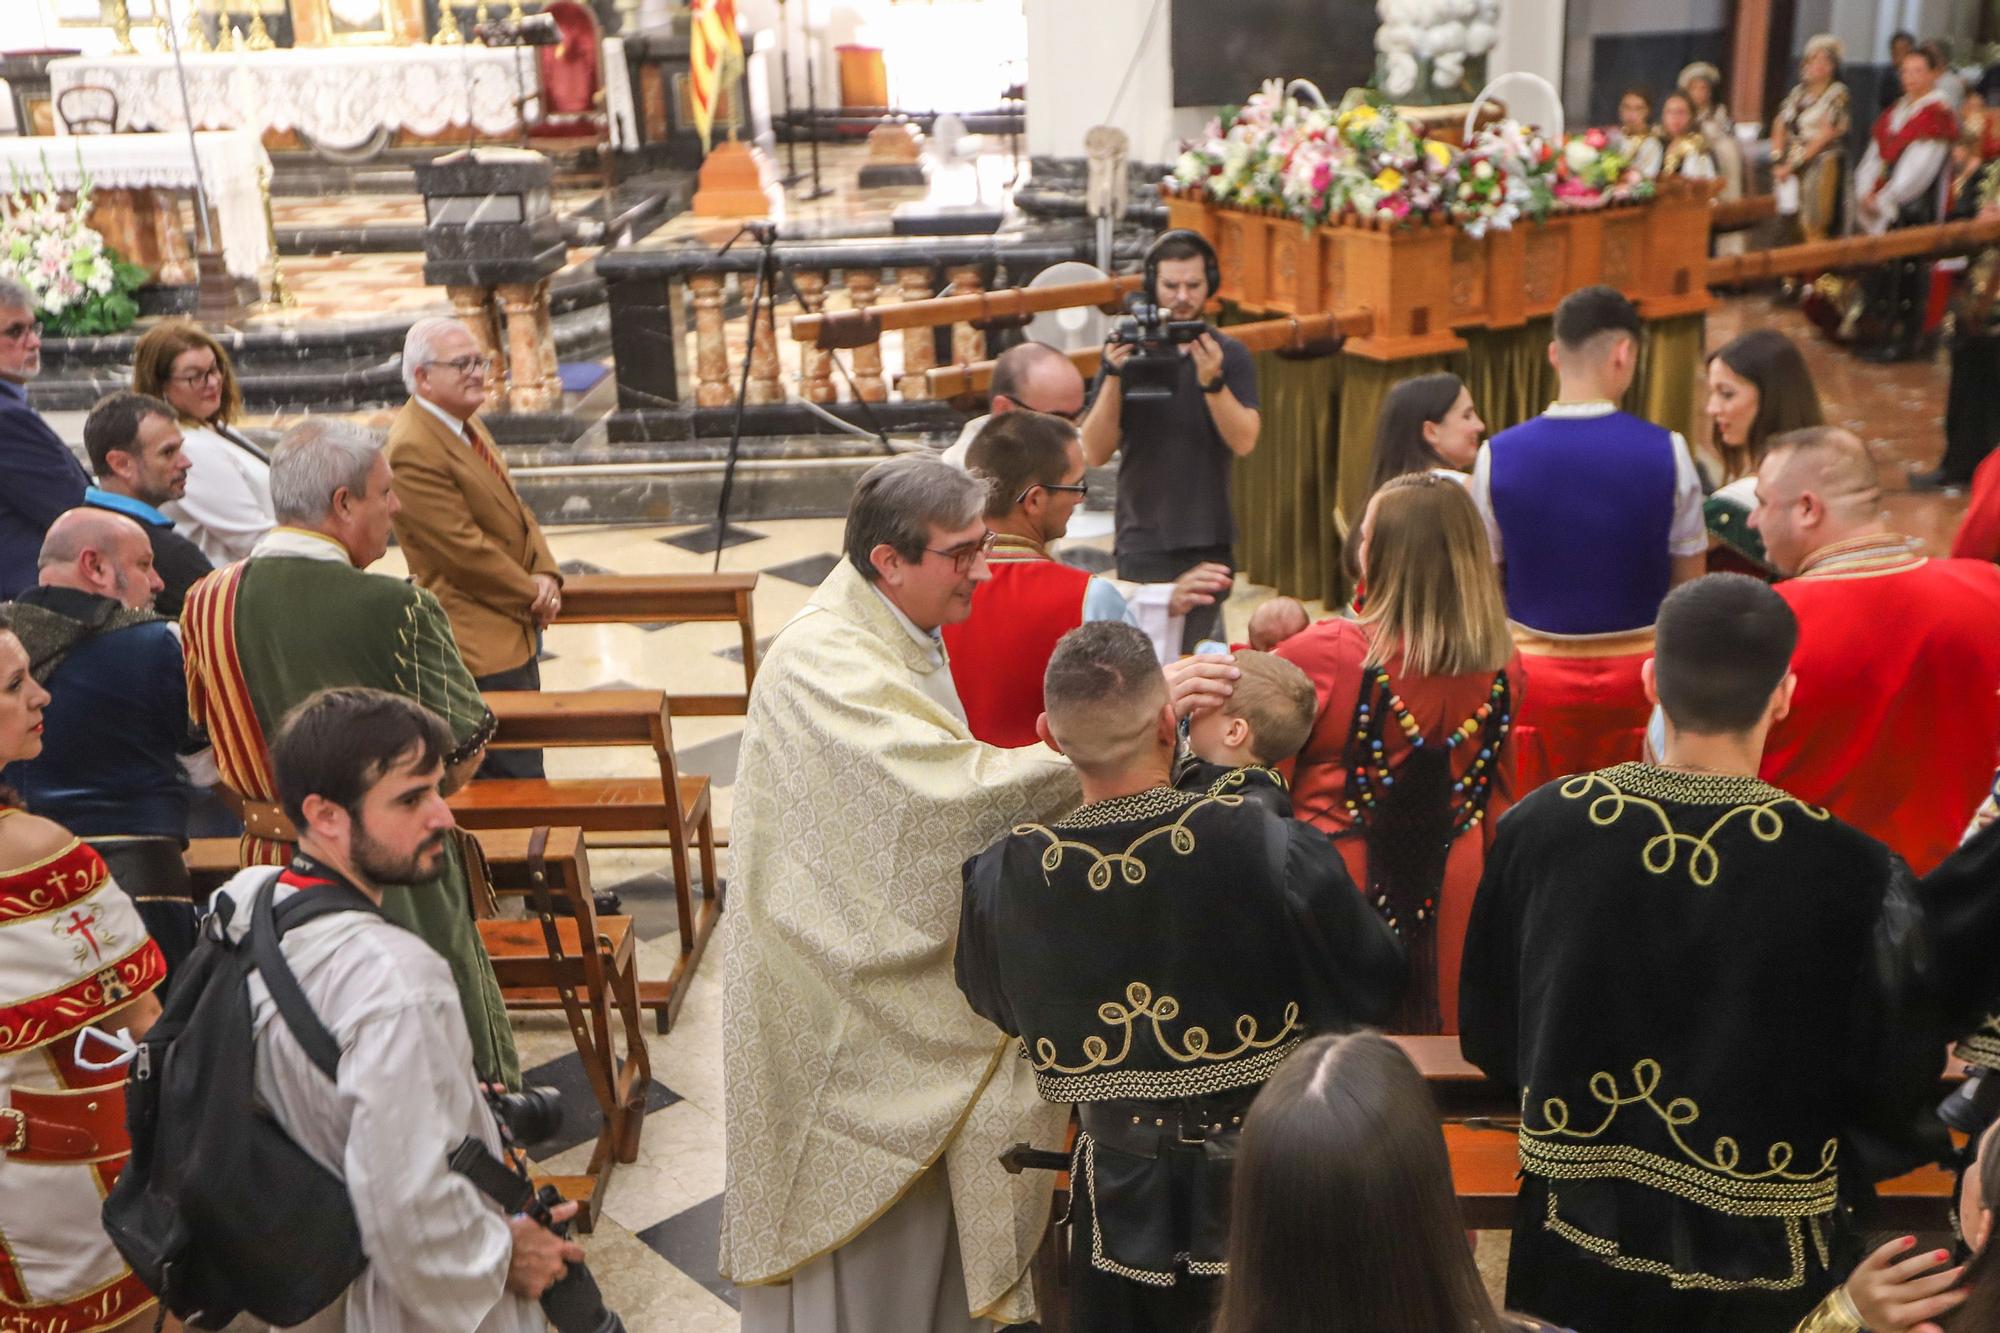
[692,139,777,217]
[858,122,927,188]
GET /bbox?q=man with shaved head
[4,507,204,972]
[956,621,1402,1333]
[1750,426,2000,872]
[939,339,1088,468]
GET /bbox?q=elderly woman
[132,318,275,564]
[1771,36,1854,248]
[1680,61,1745,253]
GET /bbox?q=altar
[0,129,269,282]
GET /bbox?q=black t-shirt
[1097,328,1259,555]
[85,499,213,618]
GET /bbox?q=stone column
[690,272,733,407]
[496,278,562,412]
[844,268,888,403]
[747,276,782,405]
[895,265,936,400]
[449,285,507,397]
[946,263,986,367]
[791,269,837,404]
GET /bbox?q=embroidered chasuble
[1460,764,1947,1332]
[720,558,1082,1322]
[180,529,516,1085]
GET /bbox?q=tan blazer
[385,399,560,678]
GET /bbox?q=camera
[447,1086,626,1333]
[471,13,559,45]
[1109,299,1207,402]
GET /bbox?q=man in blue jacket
[0,277,89,599]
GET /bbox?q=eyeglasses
[924,530,998,572]
[1013,480,1089,506]
[0,319,37,342]
[431,355,493,378]
[170,366,223,388]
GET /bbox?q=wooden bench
[553,572,761,718]
[451,689,723,1032]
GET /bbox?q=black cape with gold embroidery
[956,783,1405,1285]
[1460,763,1947,1330]
[1171,755,1294,818]
[1918,812,2000,1072]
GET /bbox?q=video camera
[448,1086,626,1333]
[471,12,559,46]
[1109,299,1207,402]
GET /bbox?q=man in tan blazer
[386,316,561,777]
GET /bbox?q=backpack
[102,872,379,1328]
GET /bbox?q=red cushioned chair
[527,0,615,195]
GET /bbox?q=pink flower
[1585,127,1609,150]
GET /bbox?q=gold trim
[1029,981,1300,1077]
[1204,766,1288,797]
[1033,1035,1302,1103]
[1559,769,1828,884]
[1022,794,1239,890]
[1542,1189,1813,1291]
[1510,623,1656,659]
[1076,1133,1229,1287]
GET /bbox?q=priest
[958,621,1404,1331]
[1748,426,2000,874]
[721,455,1236,1330]
[1461,574,1948,1332]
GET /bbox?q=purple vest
[1488,410,1679,634]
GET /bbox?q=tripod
[796,0,832,202]
[709,221,782,572]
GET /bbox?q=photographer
[211,687,580,1331]
[1080,230,1261,651]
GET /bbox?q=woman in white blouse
[132,320,275,564]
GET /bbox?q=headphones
[1143,229,1221,299]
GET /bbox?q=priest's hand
[1168,562,1233,617]
[1842,1235,1965,1333]
[505,1204,586,1300]
[1163,654,1239,719]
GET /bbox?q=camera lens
[493,1085,566,1146]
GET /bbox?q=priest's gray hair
[402,317,471,395]
[844,454,989,582]
[270,418,385,526]
[0,277,32,314]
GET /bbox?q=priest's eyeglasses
[925,531,999,572]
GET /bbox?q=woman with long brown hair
[1368,371,1486,495]
[0,609,168,1333]
[132,318,273,563]
[1276,473,1520,1032]
[1214,1032,1560,1333]
[1702,329,1824,573]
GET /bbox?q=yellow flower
[1339,104,1380,130]
[1375,167,1404,192]
[1424,139,1453,170]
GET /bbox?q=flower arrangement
[1374,0,1500,105]
[0,166,148,338]
[1552,128,1655,206]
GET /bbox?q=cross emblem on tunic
[62,908,104,961]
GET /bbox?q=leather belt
[1077,1087,1260,1157]
[2,1084,127,1163]
[242,800,300,845]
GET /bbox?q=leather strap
[241,800,299,844]
[2,1084,127,1162]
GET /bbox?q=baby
[1246,596,1310,652]
[1176,650,1319,817]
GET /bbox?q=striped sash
[182,562,284,866]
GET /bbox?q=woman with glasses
[132,319,275,564]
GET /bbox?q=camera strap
[247,872,389,1084]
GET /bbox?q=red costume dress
[0,812,166,1333]
[939,534,1092,748]
[1951,447,2000,564]
[1277,618,1523,1033]
[1763,535,2000,874]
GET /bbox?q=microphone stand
[776,0,801,185]
[796,0,831,201]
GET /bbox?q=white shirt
[163,423,276,565]
[868,583,966,722]
[1853,90,1954,236]
[212,869,542,1333]
[940,414,989,469]
[1468,401,1708,563]
[416,395,473,443]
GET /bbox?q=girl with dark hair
[1368,371,1485,496]
[1214,1032,1562,1333]
[1277,475,1519,1032]
[1702,329,1825,573]
[1657,90,1719,180]
[1615,88,1665,178]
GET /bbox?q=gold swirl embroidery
[1205,766,1286,797]
[1559,774,1829,886]
[1523,1058,1836,1184]
[1030,981,1301,1075]
[1016,794,1240,891]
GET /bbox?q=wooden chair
[553,572,760,718]
[55,85,117,134]
[467,825,650,1231]
[450,688,722,1032]
[522,0,616,197]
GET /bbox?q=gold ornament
[473,0,492,41]
[258,163,297,311]
[185,5,211,52]
[433,6,465,44]
[108,0,138,54]
[507,0,527,22]
[244,10,274,49]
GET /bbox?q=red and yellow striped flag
[689,0,744,152]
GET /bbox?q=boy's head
[1187,650,1318,768]
[1643,573,1798,744]
[1248,596,1310,652]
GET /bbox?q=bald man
[1749,426,2000,873]
[939,341,1088,468]
[5,508,204,973]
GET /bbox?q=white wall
[743,0,1025,115]
[1491,0,1567,95]
[1024,0,1209,165]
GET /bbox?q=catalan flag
[689,0,744,152]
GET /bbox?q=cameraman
[1080,230,1261,651]
[212,687,580,1331]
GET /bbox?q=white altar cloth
[48,46,545,151]
[0,130,269,280]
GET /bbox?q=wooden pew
[451,689,723,1033]
[184,830,623,1230]
[553,573,760,718]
